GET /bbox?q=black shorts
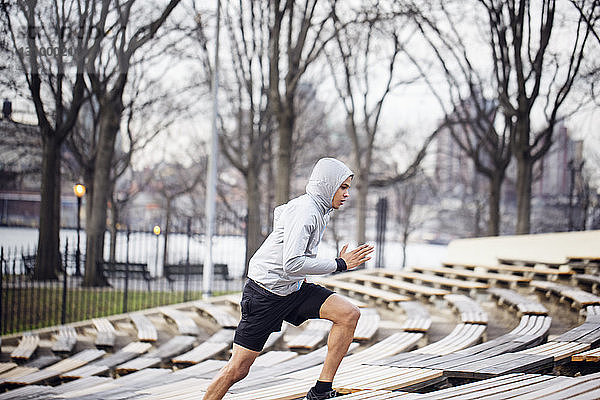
[234,279,334,352]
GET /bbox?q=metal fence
[0,232,246,335]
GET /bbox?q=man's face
[332,176,352,209]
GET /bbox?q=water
[0,226,447,277]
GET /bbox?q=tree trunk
[275,105,294,205]
[35,133,61,280]
[487,173,502,236]
[244,167,263,277]
[83,105,121,286]
[356,175,368,244]
[163,198,171,268]
[515,155,533,234]
[109,202,118,263]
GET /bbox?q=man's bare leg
[317,294,361,382]
[202,343,260,400]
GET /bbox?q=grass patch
[1,286,233,335]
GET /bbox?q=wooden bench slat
[193,301,239,329]
[375,269,489,290]
[92,318,117,347]
[51,326,78,352]
[340,272,450,297]
[313,277,410,304]
[129,313,158,342]
[10,334,39,360]
[160,307,200,336]
[409,264,531,285]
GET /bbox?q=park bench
[488,287,548,315]
[5,348,106,386]
[285,319,332,350]
[60,341,152,379]
[101,261,152,290]
[92,318,117,347]
[10,333,39,360]
[115,335,195,374]
[445,293,488,324]
[20,255,35,275]
[375,269,489,293]
[192,300,238,328]
[160,307,200,336]
[408,264,531,287]
[340,271,450,299]
[129,312,158,342]
[51,326,78,353]
[312,277,410,307]
[164,262,230,284]
[400,301,432,332]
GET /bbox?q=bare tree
[83,0,181,286]
[402,1,512,236]
[480,0,597,233]
[327,3,434,244]
[154,160,205,266]
[190,0,273,275]
[3,0,107,279]
[269,0,338,205]
[393,169,437,268]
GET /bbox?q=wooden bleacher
[51,326,78,353]
[129,312,158,342]
[160,307,200,336]
[312,276,410,307]
[10,333,39,360]
[4,348,106,386]
[445,293,488,324]
[285,319,332,350]
[192,300,239,329]
[353,307,380,341]
[400,301,432,332]
[115,335,195,374]
[530,280,600,309]
[92,318,116,347]
[408,264,531,287]
[373,269,489,292]
[337,270,451,299]
[488,287,548,315]
[60,341,152,379]
[171,329,234,365]
[445,260,574,280]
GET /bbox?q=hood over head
[305,158,354,212]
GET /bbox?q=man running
[203,157,375,400]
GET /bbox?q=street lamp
[73,183,86,276]
[153,225,161,277]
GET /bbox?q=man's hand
[339,243,375,270]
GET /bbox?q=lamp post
[73,183,86,276]
[153,225,161,277]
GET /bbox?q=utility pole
[203,0,221,299]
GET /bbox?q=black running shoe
[304,387,342,399]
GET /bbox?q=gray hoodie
[247,158,354,296]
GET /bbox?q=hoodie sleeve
[282,208,337,277]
